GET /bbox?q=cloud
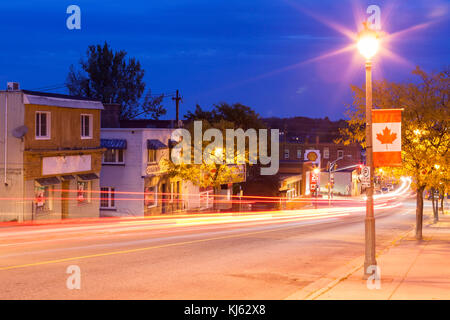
[296,86,307,95]
[283,34,339,41]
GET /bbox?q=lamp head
[357,22,380,60]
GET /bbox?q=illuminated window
[297,149,302,158]
[337,150,344,159]
[284,149,289,159]
[145,185,157,208]
[148,149,157,163]
[77,180,92,204]
[324,147,330,159]
[34,184,54,213]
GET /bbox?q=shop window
[103,149,124,164]
[100,187,115,208]
[77,180,92,204]
[286,189,296,199]
[145,185,157,208]
[34,184,54,213]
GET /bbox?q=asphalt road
[0,195,422,299]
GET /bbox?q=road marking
[0,203,399,271]
[0,216,344,271]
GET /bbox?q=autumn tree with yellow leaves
[337,66,449,240]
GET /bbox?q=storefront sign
[304,150,321,167]
[42,155,91,175]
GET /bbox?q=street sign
[361,166,370,187]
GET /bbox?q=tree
[66,42,165,120]
[162,119,245,189]
[337,66,449,240]
[164,103,267,210]
[184,102,266,130]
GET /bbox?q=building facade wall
[100,129,145,216]
[0,91,103,222]
[0,92,25,222]
[100,128,203,216]
[24,104,101,151]
[280,142,362,169]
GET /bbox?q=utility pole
[172,90,182,127]
[364,59,377,277]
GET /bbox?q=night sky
[0,0,448,120]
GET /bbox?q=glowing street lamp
[358,22,381,278]
[214,147,223,159]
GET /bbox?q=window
[324,147,330,159]
[103,149,124,164]
[148,149,157,163]
[297,149,302,159]
[145,186,157,208]
[337,150,344,159]
[170,182,175,202]
[34,184,54,213]
[81,114,93,139]
[35,111,50,139]
[77,180,92,203]
[284,149,290,159]
[100,187,115,208]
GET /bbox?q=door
[161,183,167,213]
[61,181,70,219]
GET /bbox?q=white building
[100,128,209,216]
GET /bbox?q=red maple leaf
[376,126,397,146]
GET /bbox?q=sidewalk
[313,214,450,299]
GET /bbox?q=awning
[77,173,99,181]
[168,139,180,148]
[61,175,75,181]
[147,139,167,150]
[101,139,127,149]
[36,177,60,186]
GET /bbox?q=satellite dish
[12,125,28,139]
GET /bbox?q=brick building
[280,138,363,171]
[278,137,363,197]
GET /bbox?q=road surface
[0,194,423,299]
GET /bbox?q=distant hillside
[263,116,347,143]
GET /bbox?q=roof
[120,119,182,129]
[101,139,127,149]
[147,139,168,150]
[22,90,104,110]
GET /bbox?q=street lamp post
[357,23,380,277]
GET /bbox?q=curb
[284,222,419,300]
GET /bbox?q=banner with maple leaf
[372,109,403,167]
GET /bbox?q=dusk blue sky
[0,0,448,120]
